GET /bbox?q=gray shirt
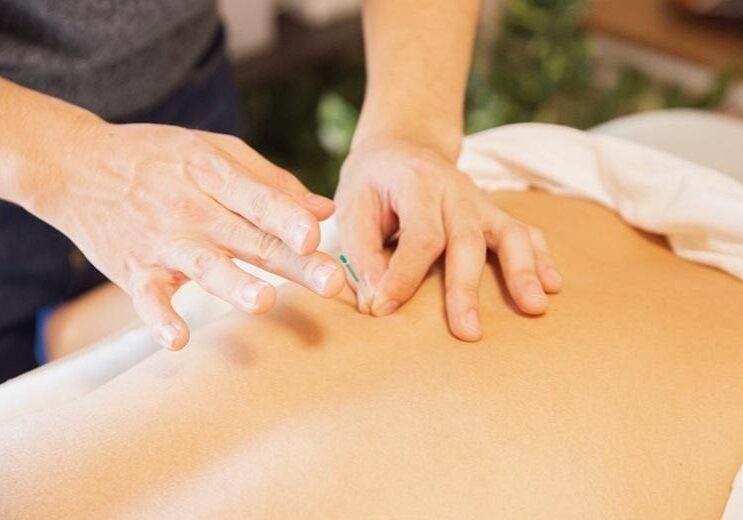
[0,0,219,119]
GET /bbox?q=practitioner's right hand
[19,117,346,350]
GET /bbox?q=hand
[334,141,562,341]
[27,120,346,350]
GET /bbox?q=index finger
[196,161,323,256]
[370,214,445,316]
[336,193,388,313]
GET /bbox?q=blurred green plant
[239,50,364,196]
[465,0,736,131]
[243,0,736,196]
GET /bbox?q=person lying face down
[1,190,742,519]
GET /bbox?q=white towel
[458,122,743,282]
[724,466,743,520]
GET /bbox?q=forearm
[354,0,481,159]
[0,76,100,212]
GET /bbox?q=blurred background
[219,0,743,196]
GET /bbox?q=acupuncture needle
[339,254,360,283]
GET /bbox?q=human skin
[1,191,741,519]
[0,0,558,352]
[0,76,344,350]
[336,0,562,341]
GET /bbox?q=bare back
[2,191,742,519]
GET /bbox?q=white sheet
[725,466,743,520]
[459,122,743,282]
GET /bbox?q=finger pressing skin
[527,227,563,293]
[197,132,335,219]
[129,269,190,350]
[210,215,346,298]
[444,215,487,342]
[198,163,322,256]
[487,221,548,315]
[162,239,277,315]
[371,215,446,317]
[337,193,388,313]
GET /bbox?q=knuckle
[452,229,485,250]
[287,204,311,222]
[451,285,479,303]
[502,221,528,238]
[128,276,164,313]
[190,249,220,281]
[416,230,446,253]
[189,153,235,193]
[128,279,150,302]
[445,268,480,293]
[394,281,419,299]
[218,218,248,245]
[215,164,238,195]
[247,188,278,223]
[166,197,205,222]
[254,232,283,263]
[300,255,323,280]
[387,284,413,302]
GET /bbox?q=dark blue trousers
[0,28,245,382]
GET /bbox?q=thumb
[337,198,388,314]
[129,270,190,350]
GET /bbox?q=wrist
[0,80,103,218]
[351,106,463,164]
[350,124,463,165]
[351,78,467,160]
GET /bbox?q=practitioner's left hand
[335,140,563,341]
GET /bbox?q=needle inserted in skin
[339,254,360,283]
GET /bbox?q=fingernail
[304,193,331,207]
[241,282,268,310]
[373,299,399,317]
[465,309,481,335]
[156,324,179,350]
[311,263,339,293]
[290,223,311,252]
